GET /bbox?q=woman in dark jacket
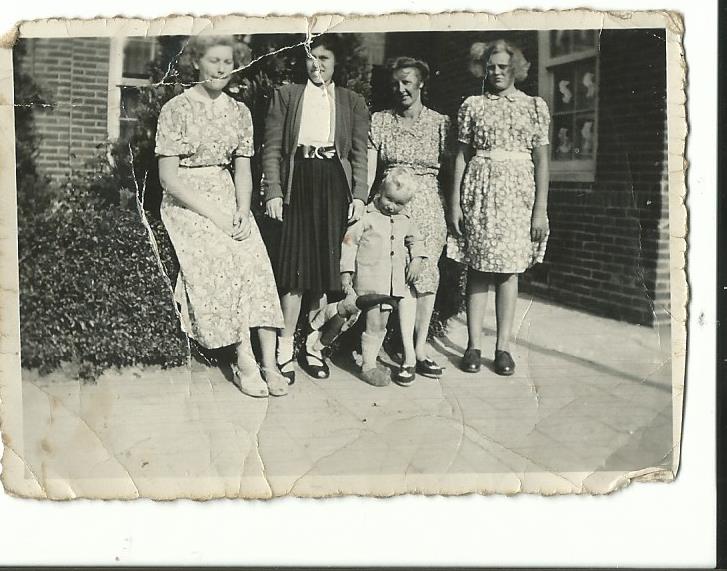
[263,34,370,383]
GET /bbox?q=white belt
[475,149,531,161]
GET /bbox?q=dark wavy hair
[294,33,348,84]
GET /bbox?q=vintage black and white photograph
[0,11,686,498]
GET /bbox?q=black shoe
[416,358,443,378]
[298,351,330,380]
[461,348,481,373]
[393,365,416,387]
[278,358,296,385]
[355,293,401,310]
[494,350,515,376]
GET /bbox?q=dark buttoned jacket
[261,82,370,204]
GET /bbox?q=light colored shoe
[232,364,269,398]
[360,366,391,387]
[262,367,289,397]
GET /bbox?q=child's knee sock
[361,331,386,371]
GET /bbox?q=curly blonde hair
[469,39,531,83]
[185,35,236,64]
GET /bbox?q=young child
[340,167,427,387]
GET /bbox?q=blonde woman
[156,36,287,398]
[448,40,551,376]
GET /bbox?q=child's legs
[361,306,390,370]
[398,295,417,366]
[466,268,491,351]
[494,273,518,352]
[414,292,436,361]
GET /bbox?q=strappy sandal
[277,358,296,385]
[262,367,289,397]
[231,364,269,398]
[393,365,416,387]
[298,351,330,380]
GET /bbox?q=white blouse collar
[185,87,229,106]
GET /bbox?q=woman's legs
[465,267,491,351]
[278,290,303,373]
[494,273,518,352]
[414,292,436,362]
[234,332,268,397]
[256,326,289,396]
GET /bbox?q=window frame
[107,37,157,142]
[537,30,600,183]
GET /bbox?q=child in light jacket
[340,167,427,387]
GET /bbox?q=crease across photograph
[0,11,687,499]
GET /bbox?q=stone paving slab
[15,294,675,498]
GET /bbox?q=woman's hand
[348,199,365,223]
[448,204,465,237]
[406,257,424,284]
[232,209,251,241]
[266,197,284,221]
[210,210,234,236]
[531,211,549,242]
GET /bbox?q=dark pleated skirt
[275,157,349,295]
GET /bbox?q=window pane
[575,60,597,110]
[552,115,574,161]
[123,38,155,79]
[574,113,595,159]
[550,30,572,57]
[572,30,597,52]
[120,86,142,119]
[553,65,576,113]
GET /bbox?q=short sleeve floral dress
[447,91,550,273]
[368,107,452,295]
[155,89,284,349]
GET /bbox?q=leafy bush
[18,175,189,379]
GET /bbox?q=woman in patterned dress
[368,57,452,383]
[448,40,550,376]
[156,36,287,398]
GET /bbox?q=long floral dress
[447,90,551,273]
[155,89,284,349]
[368,107,452,295]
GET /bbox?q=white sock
[305,330,323,360]
[277,336,294,366]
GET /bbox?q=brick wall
[19,38,110,183]
[524,29,669,325]
[377,29,670,326]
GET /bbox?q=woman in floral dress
[156,36,287,398]
[368,56,452,383]
[448,40,550,376]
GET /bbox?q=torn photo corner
[0,10,686,499]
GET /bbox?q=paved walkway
[15,295,675,498]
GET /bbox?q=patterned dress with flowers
[369,107,453,295]
[447,90,550,273]
[155,89,284,349]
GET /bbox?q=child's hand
[341,272,356,297]
[406,258,423,284]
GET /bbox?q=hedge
[18,180,190,379]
